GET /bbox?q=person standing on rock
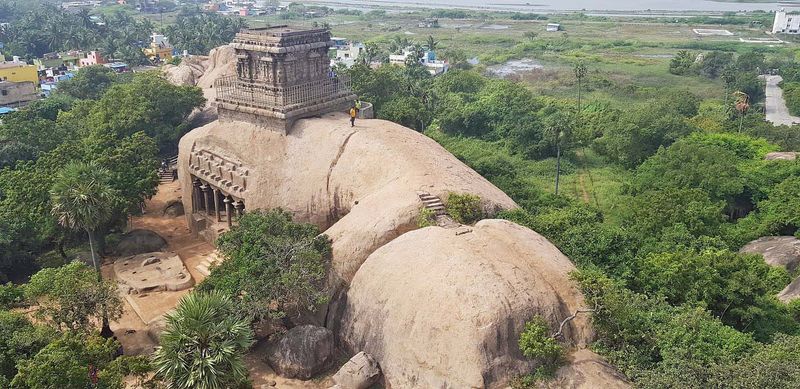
[350,105,357,127]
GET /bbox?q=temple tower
[215,26,356,133]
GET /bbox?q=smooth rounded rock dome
[336,219,595,388]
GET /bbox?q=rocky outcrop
[332,352,381,389]
[335,220,595,388]
[740,236,800,272]
[178,114,517,287]
[163,45,237,126]
[264,325,335,380]
[115,229,167,256]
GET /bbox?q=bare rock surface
[740,236,800,272]
[113,252,193,294]
[164,45,237,126]
[264,325,335,380]
[178,113,517,286]
[336,219,595,389]
[115,229,167,256]
[548,349,632,389]
[332,352,381,389]
[765,151,798,161]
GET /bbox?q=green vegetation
[516,316,565,384]
[25,262,123,332]
[445,193,485,225]
[198,209,332,322]
[417,207,437,228]
[343,11,800,385]
[0,69,203,282]
[153,291,255,389]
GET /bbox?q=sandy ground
[105,181,334,388]
[764,75,800,126]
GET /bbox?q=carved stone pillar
[192,179,201,211]
[224,196,233,227]
[212,188,221,222]
[210,187,218,218]
[199,184,209,214]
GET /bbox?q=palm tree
[426,35,438,52]
[50,162,118,337]
[50,162,117,275]
[153,292,255,389]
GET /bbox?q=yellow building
[0,61,39,85]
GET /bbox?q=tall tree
[50,162,118,337]
[153,291,254,389]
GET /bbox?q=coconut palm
[153,291,255,389]
[426,35,438,51]
[50,162,118,275]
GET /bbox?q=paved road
[764,75,800,127]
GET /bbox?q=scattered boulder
[740,236,800,272]
[264,325,335,380]
[163,200,185,217]
[115,229,168,256]
[146,318,167,343]
[764,152,798,161]
[332,352,381,389]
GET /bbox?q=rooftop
[241,25,329,37]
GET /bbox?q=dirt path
[106,182,333,387]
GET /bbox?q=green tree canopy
[198,209,332,321]
[24,262,122,331]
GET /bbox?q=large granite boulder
[740,236,800,272]
[334,219,598,389]
[162,200,185,217]
[265,325,335,380]
[115,229,167,256]
[332,352,381,389]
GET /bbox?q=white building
[389,48,449,76]
[773,9,800,34]
[334,42,365,68]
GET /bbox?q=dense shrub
[198,209,331,321]
[445,193,485,224]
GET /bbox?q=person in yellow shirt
[349,106,357,127]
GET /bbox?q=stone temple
[214,26,356,133]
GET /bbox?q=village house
[34,52,81,71]
[0,80,39,108]
[389,48,449,76]
[79,50,107,67]
[143,33,175,63]
[333,42,365,68]
[0,57,39,85]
